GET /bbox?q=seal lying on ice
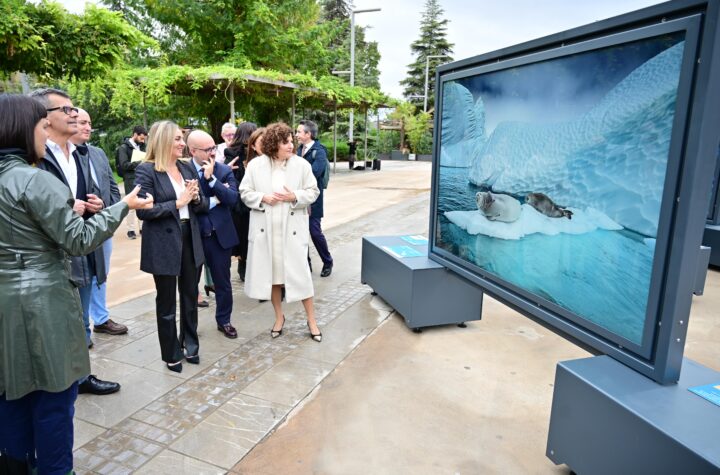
[476,191,521,223]
[525,192,573,219]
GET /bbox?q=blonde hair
[145,120,182,172]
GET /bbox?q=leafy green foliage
[400,0,454,110]
[389,101,432,154]
[0,0,154,80]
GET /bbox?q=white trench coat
[239,155,320,302]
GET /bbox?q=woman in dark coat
[224,122,259,280]
[0,94,152,474]
[135,120,208,373]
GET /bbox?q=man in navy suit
[187,130,240,339]
[296,119,333,277]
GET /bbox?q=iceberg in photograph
[435,33,686,344]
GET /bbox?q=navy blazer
[195,160,240,250]
[135,160,208,276]
[298,141,327,218]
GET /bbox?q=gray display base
[361,236,483,330]
[702,224,720,266]
[547,355,720,474]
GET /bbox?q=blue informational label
[688,383,720,407]
[382,245,424,258]
[400,235,429,245]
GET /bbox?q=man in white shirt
[30,88,121,396]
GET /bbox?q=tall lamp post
[424,54,449,112]
[349,8,381,144]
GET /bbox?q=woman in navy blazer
[135,121,208,373]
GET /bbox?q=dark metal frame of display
[428,0,720,384]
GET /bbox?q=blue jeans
[0,383,78,475]
[89,239,113,326]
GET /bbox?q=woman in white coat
[239,122,322,341]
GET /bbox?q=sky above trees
[57,0,663,98]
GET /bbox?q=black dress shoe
[78,375,121,395]
[198,299,209,308]
[217,323,238,339]
[320,263,333,277]
[185,354,200,364]
[127,231,137,240]
[307,322,323,343]
[166,361,183,373]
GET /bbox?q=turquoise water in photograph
[436,166,653,345]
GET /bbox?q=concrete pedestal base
[547,355,720,474]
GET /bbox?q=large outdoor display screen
[429,7,718,378]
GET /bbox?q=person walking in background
[224,122,259,281]
[187,130,240,339]
[239,122,322,342]
[30,88,122,396]
[0,94,152,475]
[215,122,236,163]
[296,119,333,277]
[135,121,208,373]
[116,125,147,240]
[71,109,129,337]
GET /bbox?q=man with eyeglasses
[188,130,240,339]
[29,88,121,396]
[216,122,236,163]
[116,125,147,240]
[71,109,129,338]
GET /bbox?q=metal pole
[364,108,368,165]
[333,101,338,173]
[229,82,235,122]
[349,12,356,144]
[423,56,430,112]
[291,91,296,127]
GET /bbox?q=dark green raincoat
[0,152,128,400]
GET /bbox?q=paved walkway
[74,161,720,474]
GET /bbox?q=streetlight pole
[424,54,449,112]
[349,8,381,144]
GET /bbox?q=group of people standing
[0,87,334,473]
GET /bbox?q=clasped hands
[177,179,200,208]
[73,194,104,215]
[262,186,296,206]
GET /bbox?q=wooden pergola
[203,74,393,172]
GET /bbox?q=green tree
[0,0,154,80]
[320,0,353,21]
[400,0,453,110]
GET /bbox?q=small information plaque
[688,383,720,407]
[400,235,428,245]
[381,245,424,259]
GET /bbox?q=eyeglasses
[194,145,217,153]
[46,106,79,115]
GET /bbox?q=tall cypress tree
[400,0,453,110]
[321,0,354,21]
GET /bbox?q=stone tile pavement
[73,163,430,473]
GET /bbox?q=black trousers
[153,222,200,362]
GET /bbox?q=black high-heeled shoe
[307,322,322,343]
[271,315,285,339]
[185,354,200,364]
[166,361,183,373]
[204,285,215,296]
